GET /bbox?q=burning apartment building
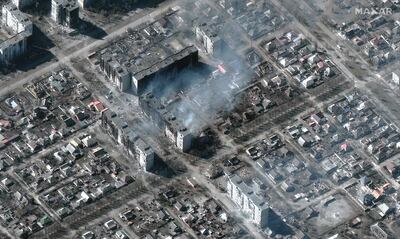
[0,3,33,64]
[101,110,155,172]
[97,17,199,95]
[139,92,193,152]
[194,20,225,56]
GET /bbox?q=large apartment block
[139,92,193,152]
[96,16,199,95]
[101,110,155,172]
[51,0,79,28]
[0,3,32,64]
[227,174,275,228]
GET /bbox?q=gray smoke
[144,51,252,134]
[141,1,254,134]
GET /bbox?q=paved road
[183,160,266,239]
[138,129,266,239]
[282,0,400,190]
[0,0,182,97]
[10,171,61,223]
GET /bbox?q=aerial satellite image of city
[0,0,399,238]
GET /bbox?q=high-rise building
[101,110,156,172]
[0,3,32,64]
[77,0,92,9]
[100,54,131,92]
[135,138,155,172]
[51,0,79,28]
[392,71,399,85]
[227,174,277,228]
[97,18,198,95]
[194,21,224,56]
[139,92,193,152]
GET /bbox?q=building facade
[2,4,33,34]
[99,46,199,95]
[97,29,198,95]
[0,3,32,64]
[135,138,155,172]
[194,22,224,55]
[227,174,275,228]
[130,46,198,95]
[51,0,79,28]
[101,110,155,172]
[393,71,399,85]
[77,0,92,9]
[11,0,36,9]
[100,54,131,91]
[139,92,193,152]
